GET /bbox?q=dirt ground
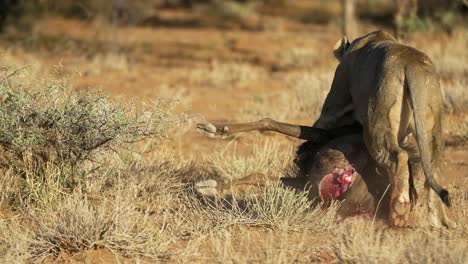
[1,6,467,263]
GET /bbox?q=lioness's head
[333,36,350,62]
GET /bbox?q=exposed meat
[319,167,355,204]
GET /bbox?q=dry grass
[28,193,172,262]
[279,48,322,68]
[422,29,468,117]
[0,169,20,208]
[425,29,468,81]
[197,182,336,228]
[0,146,199,262]
[202,228,332,263]
[0,215,32,263]
[333,221,468,264]
[0,134,342,262]
[444,79,468,114]
[192,61,267,88]
[197,0,261,29]
[85,52,129,74]
[332,182,468,264]
[240,71,331,121]
[206,139,294,180]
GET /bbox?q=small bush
[244,182,313,227]
[0,68,181,207]
[198,182,337,229]
[401,16,432,33]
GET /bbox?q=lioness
[312,30,453,227]
[197,30,455,228]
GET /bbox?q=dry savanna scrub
[0,3,467,262]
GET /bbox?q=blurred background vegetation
[0,0,466,35]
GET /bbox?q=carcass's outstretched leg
[197,118,361,141]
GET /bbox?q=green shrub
[0,68,180,207]
[401,15,432,33]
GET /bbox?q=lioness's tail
[405,65,451,207]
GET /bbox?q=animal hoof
[196,123,230,138]
[196,179,217,188]
[195,180,219,197]
[390,194,411,227]
[196,187,218,197]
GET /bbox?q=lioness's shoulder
[347,30,397,54]
[371,30,397,41]
[361,30,397,44]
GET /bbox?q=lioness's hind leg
[428,118,457,229]
[427,171,457,229]
[389,151,412,227]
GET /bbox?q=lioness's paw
[443,217,457,229]
[429,208,458,229]
[390,194,411,227]
[196,123,231,138]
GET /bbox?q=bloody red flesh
[319,168,354,203]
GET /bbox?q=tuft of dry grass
[283,71,332,120]
[203,227,333,263]
[196,185,303,228]
[206,139,294,180]
[0,169,20,209]
[241,71,331,121]
[203,61,267,88]
[424,29,468,119]
[85,52,129,75]
[28,193,172,262]
[197,0,261,29]
[333,181,468,264]
[443,79,468,115]
[425,29,468,81]
[332,221,468,264]
[0,216,32,263]
[244,183,338,229]
[279,48,322,68]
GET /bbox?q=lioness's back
[354,31,435,72]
